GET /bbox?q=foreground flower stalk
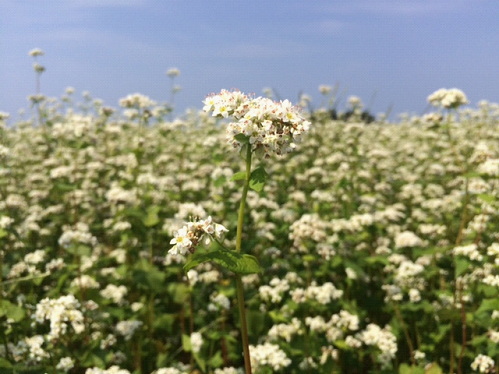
[203,89,311,371]
[234,144,253,374]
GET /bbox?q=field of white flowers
[0,83,498,374]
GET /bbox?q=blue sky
[1,0,498,121]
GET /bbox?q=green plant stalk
[0,250,3,302]
[235,144,253,374]
[393,303,415,365]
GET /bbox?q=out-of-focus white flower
[347,95,363,108]
[100,284,128,305]
[56,357,74,372]
[29,48,44,57]
[190,332,203,353]
[116,320,143,341]
[85,366,131,374]
[166,68,180,77]
[34,295,84,341]
[470,354,495,373]
[318,85,332,95]
[428,88,468,109]
[453,243,483,261]
[249,342,291,371]
[395,231,423,248]
[119,93,156,109]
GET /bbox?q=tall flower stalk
[168,89,310,372]
[28,48,46,125]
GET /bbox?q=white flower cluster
[85,366,131,374]
[153,365,190,374]
[116,320,143,341]
[357,324,398,367]
[394,231,423,248]
[58,222,98,249]
[169,216,228,257]
[249,342,291,371]
[24,335,48,361]
[289,213,329,252]
[100,284,128,304]
[56,357,75,372]
[119,93,157,109]
[268,318,303,342]
[190,332,203,353]
[427,88,469,109]
[290,281,343,305]
[453,243,483,261]
[259,277,291,303]
[207,292,231,311]
[470,354,495,373]
[213,367,243,374]
[203,89,310,157]
[305,310,360,342]
[34,295,85,341]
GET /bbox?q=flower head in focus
[203,89,311,157]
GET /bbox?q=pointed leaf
[182,334,192,352]
[143,206,160,227]
[0,358,12,369]
[184,247,262,275]
[425,363,443,374]
[249,166,269,192]
[234,133,249,144]
[231,171,247,181]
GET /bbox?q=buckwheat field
[0,52,498,374]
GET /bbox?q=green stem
[235,144,253,374]
[235,145,252,253]
[393,303,415,365]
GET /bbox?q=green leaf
[454,257,470,277]
[132,260,165,292]
[0,228,7,239]
[0,358,12,369]
[399,364,424,374]
[231,171,247,181]
[0,300,26,322]
[234,133,249,144]
[64,244,91,257]
[182,334,192,352]
[193,352,206,373]
[208,351,223,368]
[249,166,269,192]
[477,193,495,203]
[425,363,443,374]
[184,247,262,275]
[168,283,191,304]
[143,206,160,227]
[476,298,499,315]
[333,340,351,351]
